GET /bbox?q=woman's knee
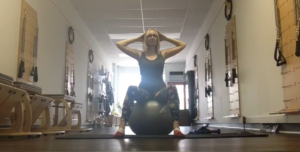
[167,84,177,91]
[127,85,138,93]
[167,84,176,88]
[128,85,138,89]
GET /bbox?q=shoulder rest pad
[13,81,42,91]
[0,73,14,81]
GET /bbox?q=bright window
[176,85,185,110]
[185,85,189,109]
[118,73,141,103]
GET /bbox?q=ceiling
[69,0,214,67]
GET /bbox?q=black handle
[205,34,209,50]
[34,67,38,82]
[224,0,233,21]
[232,68,237,84]
[88,93,93,101]
[207,85,212,96]
[194,57,197,67]
[296,42,300,57]
[18,61,25,78]
[225,73,229,87]
[30,67,35,76]
[73,70,75,86]
[274,40,286,66]
[296,25,300,57]
[205,85,212,97]
[65,89,69,95]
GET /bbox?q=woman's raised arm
[116,35,143,60]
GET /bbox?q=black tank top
[138,52,166,97]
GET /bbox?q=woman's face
[145,30,158,46]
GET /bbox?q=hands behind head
[156,31,167,41]
[137,33,145,42]
[137,30,167,42]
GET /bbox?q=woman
[114,29,186,137]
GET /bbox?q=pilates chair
[0,73,41,137]
[44,94,92,132]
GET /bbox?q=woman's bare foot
[113,127,125,137]
[173,121,185,137]
[173,128,185,137]
[113,118,126,137]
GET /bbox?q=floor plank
[0,126,299,152]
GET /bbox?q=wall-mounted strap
[273,0,287,66]
[18,10,27,79]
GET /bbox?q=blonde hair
[142,29,160,54]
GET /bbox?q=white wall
[0,0,112,124]
[185,0,298,123]
[0,0,22,77]
[120,67,140,74]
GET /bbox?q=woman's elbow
[116,42,121,47]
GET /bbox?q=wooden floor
[0,126,300,152]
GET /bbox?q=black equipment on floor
[186,70,196,124]
[188,124,220,135]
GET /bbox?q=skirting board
[209,125,300,135]
[279,131,300,135]
[208,125,261,131]
[196,114,300,124]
